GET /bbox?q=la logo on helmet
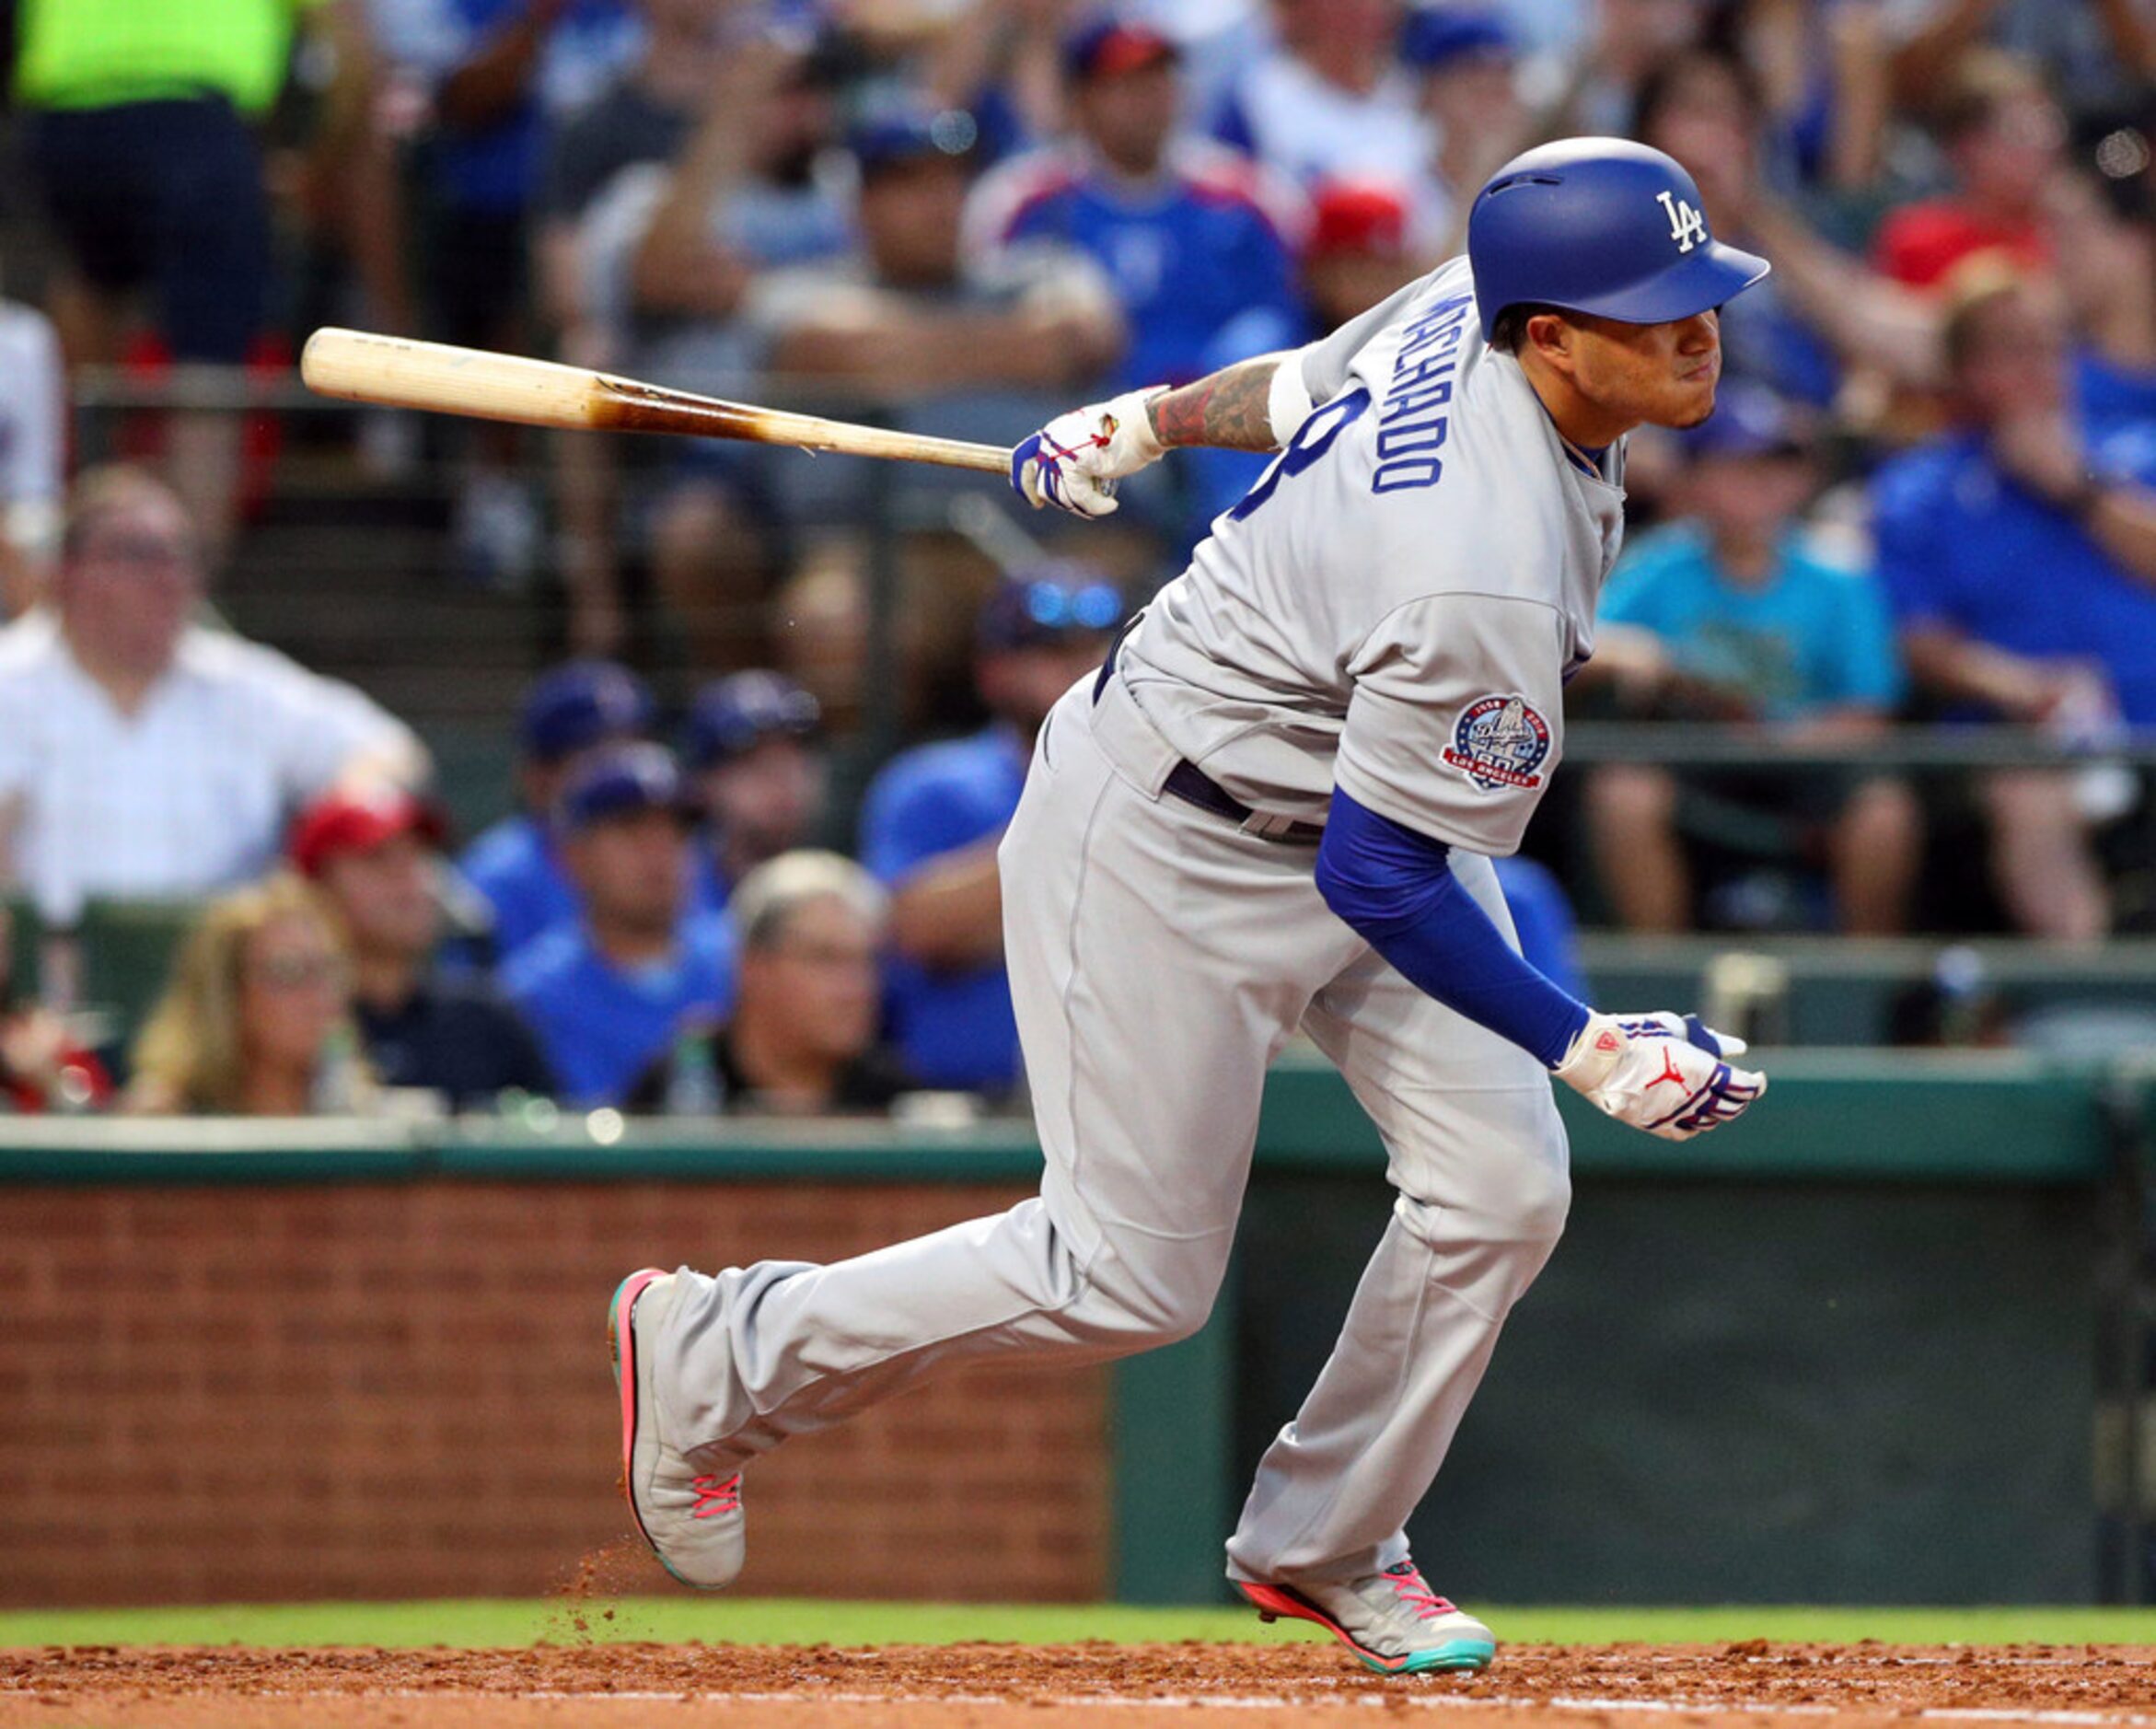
[1655,189,1707,253]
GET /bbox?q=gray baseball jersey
[647,254,1590,1596]
[1119,254,1626,847]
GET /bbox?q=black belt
[1162,760,1326,845]
[1095,613,1326,847]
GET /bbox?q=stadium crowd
[0,0,2152,1117]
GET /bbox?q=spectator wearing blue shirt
[684,670,826,914]
[1873,275,2156,940]
[459,660,655,961]
[502,742,736,1107]
[1584,385,1919,934]
[406,0,642,345]
[964,17,1306,397]
[859,566,1122,1096]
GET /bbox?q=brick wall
[0,1180,1110,1607]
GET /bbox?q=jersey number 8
[1227,386,1372,523]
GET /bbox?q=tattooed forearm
[1146,356,1285,453]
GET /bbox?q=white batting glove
[1009,387,1166,518]
[1553,1012,1767,1142]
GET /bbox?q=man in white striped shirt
[0,466,426,923]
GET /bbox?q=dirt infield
[6,1641,2155,1729]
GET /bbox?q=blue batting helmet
[1466,138,1769,342]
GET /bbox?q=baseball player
[609,139,1770,1675]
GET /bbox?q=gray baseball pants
[652,671,1570,1584]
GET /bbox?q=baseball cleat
[610,1267,744,1590]
[1237,1562,1496,1675]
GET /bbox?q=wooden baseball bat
[299,327,1014,475]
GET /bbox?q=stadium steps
[214,456,543,832]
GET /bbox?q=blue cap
[556,742,694,832]
[849,107,978,179]
[519,660,655,763]
[1467,137,1770,340]
[977,563,1124,652]
[1061,13,1178,81]
[1679,380,1809,461]
[1401,7,1516,72]
[685,670,822,767]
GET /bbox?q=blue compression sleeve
[1315,789,1592,1069]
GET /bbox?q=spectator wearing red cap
[1303,179,1420,334]
[965,15,1306,396]
[293,788,556,1110]
[1871,51,2060,294]
[1182,179,1417,531]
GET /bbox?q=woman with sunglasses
[127,873,372,1116]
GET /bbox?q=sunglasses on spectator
[1021,582,1123,632]
[79,532,198,572]
[770,937,879,969]
[248,954,347,991]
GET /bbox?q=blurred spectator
[395,0,647,339]
[292,787,557,1109]
[0,292,65,619]
[683,670,827,911]
[0,468,425,923]
[1872,49,2060,291]
[536,0,725,323]
[537,0,742,656]
[128,872,371,1115]
[0,901,110,1113]
[1568,0,1708,137]
[9,0,322,559]
[387,0,643,584]
[1882,0,2156,125]
[576,36,854,665]
[1585,385,1918,934]
[921,0,1081,164]
[629,851,915,1115]
[1401,5,1532,250]
[501,742,736,1106]
[1872,273,2156,941]
[459,659,655,958]
[1211,0,1432,194]
[740,109,1124,520]
[964,17,1305,393]
[860,564,1119,1095]
[2046,168,2156,412]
